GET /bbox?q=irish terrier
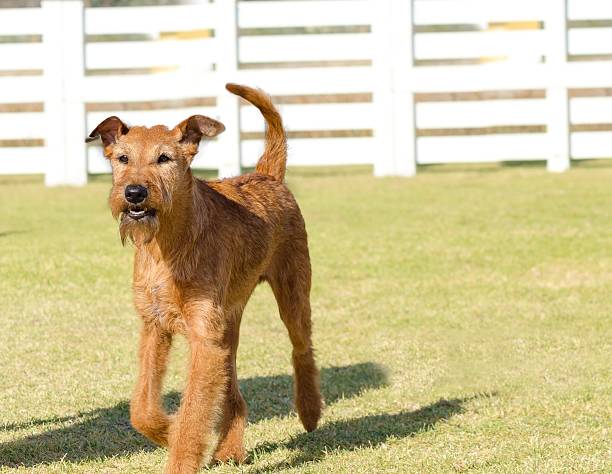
[87,84,323,473]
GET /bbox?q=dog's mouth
[123,206,157,221]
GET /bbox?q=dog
[87,84,323,473]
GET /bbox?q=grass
[0,164,611,473]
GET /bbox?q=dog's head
[87,115,225,245]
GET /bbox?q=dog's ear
[86,116,129,147]
[176,115,225,145]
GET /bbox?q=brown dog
[87,84,323,473]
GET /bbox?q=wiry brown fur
[226,83,287,181]
[88,84,323,473]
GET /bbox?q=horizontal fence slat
[0,147,45,174]
[405,62,612,92]
[238,0,371,28]
[404,64,548,92]
[568,0,612,20]
[0,113,45,140]
[87,149,110,174]
[417,134,548,164]
[85,4,217,35]
[0,8,44,35]
[239,34,371,63]
[241,103,374,132]
[86,39,215,70]
[416,99,547,129]
[572,132,612,159]
[414,0,546,25]
[236,67,374,95]
[241,137,374,167]
[571,97,612,124]
[0,44,43,70]
[191,140,223,170]
[0,77,45,103]
[564,62,612,88]
[87,108,217,131]
[415,30,545,60]
[84,72,218,102]
[569,28,612,55]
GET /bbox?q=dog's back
[204,84,304,247]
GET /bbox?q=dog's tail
[225,83,287,181]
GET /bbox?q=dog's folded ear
[176,115,225,145]
[86,116,129,147]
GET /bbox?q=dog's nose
[125,185,148,204]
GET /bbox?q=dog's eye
[118,155,128,164]
[157,154,171,164]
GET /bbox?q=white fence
[1,0,612,184]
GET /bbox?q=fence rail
[0,0,610,184]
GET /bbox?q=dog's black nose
[125,185,148,204]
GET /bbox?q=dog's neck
[141,172,211,278]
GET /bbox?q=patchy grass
[0,164,610,473]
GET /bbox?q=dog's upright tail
[225,83,287,181]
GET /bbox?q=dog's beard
[118,213,160,247]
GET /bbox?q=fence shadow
[248,393,496,472]
[0,362,387,468]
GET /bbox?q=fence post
[372,0,416,177]
[42,0,87,186]
[546,0,570,173]
[215,0,242,178]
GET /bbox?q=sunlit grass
[1,164,610,473]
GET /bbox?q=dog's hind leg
[267,241,323,432]
[130,322,173,447]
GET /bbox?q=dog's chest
[134,269,186,333]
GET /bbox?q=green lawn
[0,164,610,473]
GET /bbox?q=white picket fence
[1,0,612,185]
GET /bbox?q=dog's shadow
[0,362,387,467]
[248,394,493,472]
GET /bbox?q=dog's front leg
[166,321,230,474]
[130,322,173,447]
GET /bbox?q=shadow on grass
[0,362,387,468]
[0,230,28,238]
[419,161,547,174]
[249,393,496,472]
